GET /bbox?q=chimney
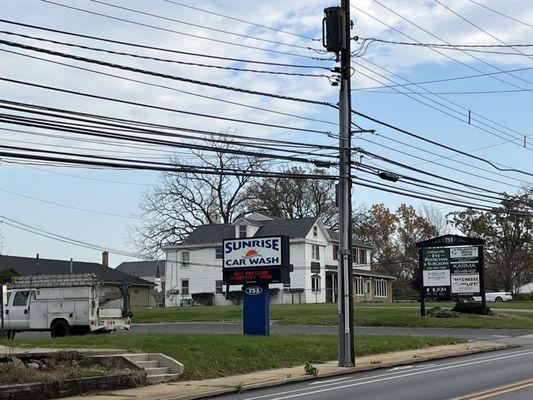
[102,251,109,268]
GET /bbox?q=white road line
[308,377,351,385]
[491,335,511,338]
[264,350,533,400]
[243,349,533,400]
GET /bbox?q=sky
[0,0,531,267]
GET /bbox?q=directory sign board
[417,235,486,315]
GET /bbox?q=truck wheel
[51,320,71,337]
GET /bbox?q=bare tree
[244,166,337,228]
[134,142,264,257]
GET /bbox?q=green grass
[1,333,464,380]
[356,301,533,310]
[133,303,533,329]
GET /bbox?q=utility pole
[338,0,355,368]
[323,0,355,367]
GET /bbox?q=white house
[164,214,394,306]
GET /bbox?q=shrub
[191,292,215,306]
[227,291,244,305]
[452,302,490,315]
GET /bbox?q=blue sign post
[243,284,270,336]
[222,236,290,337]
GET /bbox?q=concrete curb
[174,342,516,400]
[64,341,516,400]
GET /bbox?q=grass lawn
[1,333,464,380]
[133,303,533,329]
[358,301,533,310]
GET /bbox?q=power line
[353,2,533,94]
[0,47,338,128]
[356,88,533,95]
[359,37,533,49]
[0,214,140,258]
[40,0,328,61]
[0,113,334,167]
[0,19,328,69]
[0,99,338,157]
[355,149,515,196]
[86,0,320,52]
[160,0,319,41]
[0,187,137,219]
[355,163,505,205]
[467,0,533,29]
[351,66,533,91]
[0,39,336,108]
[0,77,335,137]
[0,31,329,78]
[352,59,526,145]
[363,132,527,187]
[352,178,532,217]
[358,136,524,189]
[352,109,533,176]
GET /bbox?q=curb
[171,343,517,400]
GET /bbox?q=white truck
[2,273,132,338]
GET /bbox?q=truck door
[6,290,31,330]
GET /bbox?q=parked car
[473,291,513,302]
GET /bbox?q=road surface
[15,322,533,343]
[209,345,533,400]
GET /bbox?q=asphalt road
[15,322,533,343]
[209,346,533,400]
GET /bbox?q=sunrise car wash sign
[223,236,290,285]
[416,234,486,316]
[222,235,290,336]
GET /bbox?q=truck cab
[4,289,35,331]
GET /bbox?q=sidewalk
[64,341,513,400]
[0,345,123,357]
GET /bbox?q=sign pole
[419,249,426,317]
[243,283,270,336]
[0,284,4,336]
[479,245,487,315]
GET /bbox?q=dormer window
[238,225,247,238]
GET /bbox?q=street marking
[388,364,435,371]
[491,335,510,338]
[243,349,533,400]
[450,378,533,400]
[308,377,350,385]
[248,349,533,400]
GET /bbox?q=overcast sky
[0,0,531,267]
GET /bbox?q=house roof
[116,260,165,278]
[325,265,396,280]
[0,255,152,286]
[353,268,396,280]
[327,229,372,249]
[183,217,319,245]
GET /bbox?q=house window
[333,245,338,261]
[215,247,223,259]
[312,245,320,260]
[215,280,223,294]
[374,280,387,297]
[359,249,367,264]
[355,277,365,295]
[181,251,190,268]
[311,274,321,292]
[238,225,247,238]
[313,226,318,237]
[181,279,189,295]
